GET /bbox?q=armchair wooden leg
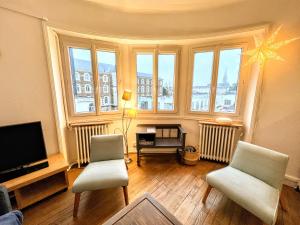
[123,186,129,205]
[73,193,81,217]
[202,185,212,204]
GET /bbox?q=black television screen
[0,121,47,173]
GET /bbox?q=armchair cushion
[72,159,128,193]
[230,141,289,189]
[207,166,279,225]
[90,134,124,162]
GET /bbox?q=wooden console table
[103,193,183,225]
[136,124,186,166]
[1,154,69,209]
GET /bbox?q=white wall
[0,8,59,155]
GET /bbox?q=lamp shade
[122,89,132,101]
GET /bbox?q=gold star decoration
[244,26,299,66]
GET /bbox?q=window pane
[191,51,214,112]
[136,53,153,110]
[97,51,118,112]
[214,48,242,113]
[158,54,175,111]
[69,47,95,113]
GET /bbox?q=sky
[71,48,116,65]
[193,48,242,86]
[137,53,175,84]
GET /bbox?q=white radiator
[199,122,243,163]
[74,123,109,167]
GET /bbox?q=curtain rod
[0,5,48,21]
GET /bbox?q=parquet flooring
[22,154,299,225]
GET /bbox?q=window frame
[187,42,248,117]
[131,46,180,114]
[59,35,122,118]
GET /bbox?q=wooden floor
[22,154,299,225]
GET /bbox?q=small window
[103,85,109,93]
[76,84,81,94]
[85,84,92,93]
[75,72,81,81]
[84,73,91,81]
[103,75,108,82]
[104,96,109,105]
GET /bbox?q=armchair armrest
[0,185,12,216]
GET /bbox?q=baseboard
[284,174,300,188]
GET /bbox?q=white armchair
[202,141,289,225]
[72,134,129,217]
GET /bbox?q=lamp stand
[122,101,132,164]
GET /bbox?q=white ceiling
[85,0,245,13]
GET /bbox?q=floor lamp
[122,90,136,163]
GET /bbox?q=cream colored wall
[1,0,299,181]
[0,8,59,155]
[253,23,300,179]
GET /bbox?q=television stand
[1,154,68,209]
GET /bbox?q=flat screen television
[0,121,49,183]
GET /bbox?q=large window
[60,36,120,116]
[190,46,244,114]
[135,49,178,112]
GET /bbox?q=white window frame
[187,42,248,117]
[75,72,81,81]
[103,74,108,82]
[76,84,81,93]
[83,73,91,81]
[85,84,92,93]
[59,35,122,119]
[132,46,180,114]
[103,85,109,93]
